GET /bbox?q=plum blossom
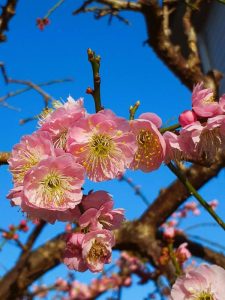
[39,96,86,149]
[21,154,85,223]
[82,230,115,272]
[175,243,191,264]
[8,131,56,186]
[180,116,225,162]
[138,112,162,128]
[130,118,166,172]
[79,190,125,231]
[179,110,197,127]
[67,109,136,181]
[63,233,88,272]
[163,131,184,163]
[170,264,225,299]
[192,82,222,117]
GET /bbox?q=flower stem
[168,243,182,277]
[167,162,225,231]
[44,0,65,19]
[160,123,181,133]
[129,100,140,120]
[87,48,102,112]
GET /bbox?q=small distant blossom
[192,82,222,117]
[163,227,175,239]
[130,118,166,172]
[82,230,115,272]
[209,199,219,210]
[184,201,200,216]
[179,110,197,127]
[79,190,125,231]
[175,243,191,264]
[36,18,50,31]
[67,109,136,181]
[170,264,225,299]
[21,154,85,223]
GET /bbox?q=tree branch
[0,0,19,42]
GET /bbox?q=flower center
[40,171,72,207]
[87,240,108,263]
[53,129,68,149]
[195,290,214,300]
[134,129,161,168]
[203,95,214,104]
[90,134,114,157]
[12,150,39,184]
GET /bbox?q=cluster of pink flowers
[32,252,151,300]
[7,96,166,223]
[165,82,225,163]
[170,263,225,299]
[63,190,124,273]
[7,83,225,277]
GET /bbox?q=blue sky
[0,1,225,299]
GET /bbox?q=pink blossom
[55,278,68,291]
[138,112,162,128]
[67,109,136,181]
[170,264,225,299]
[69,281,92,299]
[82,229,115,272]
[179,110,197,127]
[209,199,219,210]
[178,117,225,162]
[8,131,56,186]
[179,121,203,159]
[163,131,183,163]
[7,185,23,206]
[163,227,175,239]
[192,82,222,117]
[175,243,191,264]
[196,116,225,161]
[130,119,166,172]
[79,191,125,231]
[21,154,85,223]
[39,96,86,149]
[63,233,88,272]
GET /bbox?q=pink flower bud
[163,227,175,239]
[179,110,197,127]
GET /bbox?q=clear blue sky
[0,1,225,299]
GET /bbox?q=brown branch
[72,0,142,15]
[174,234,225,267]
[73,1,219,91]
[0,152,10,165]
[0,78,72,105]
[0,0,19,42]
[0,233,65,300]
[20,221,46,256]
[8,78,55,108]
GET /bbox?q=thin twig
[167,162,225,231]
[119,174,150,206]
[8,78,55,108]
[0,78,72,104]
[87,48,103,112]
